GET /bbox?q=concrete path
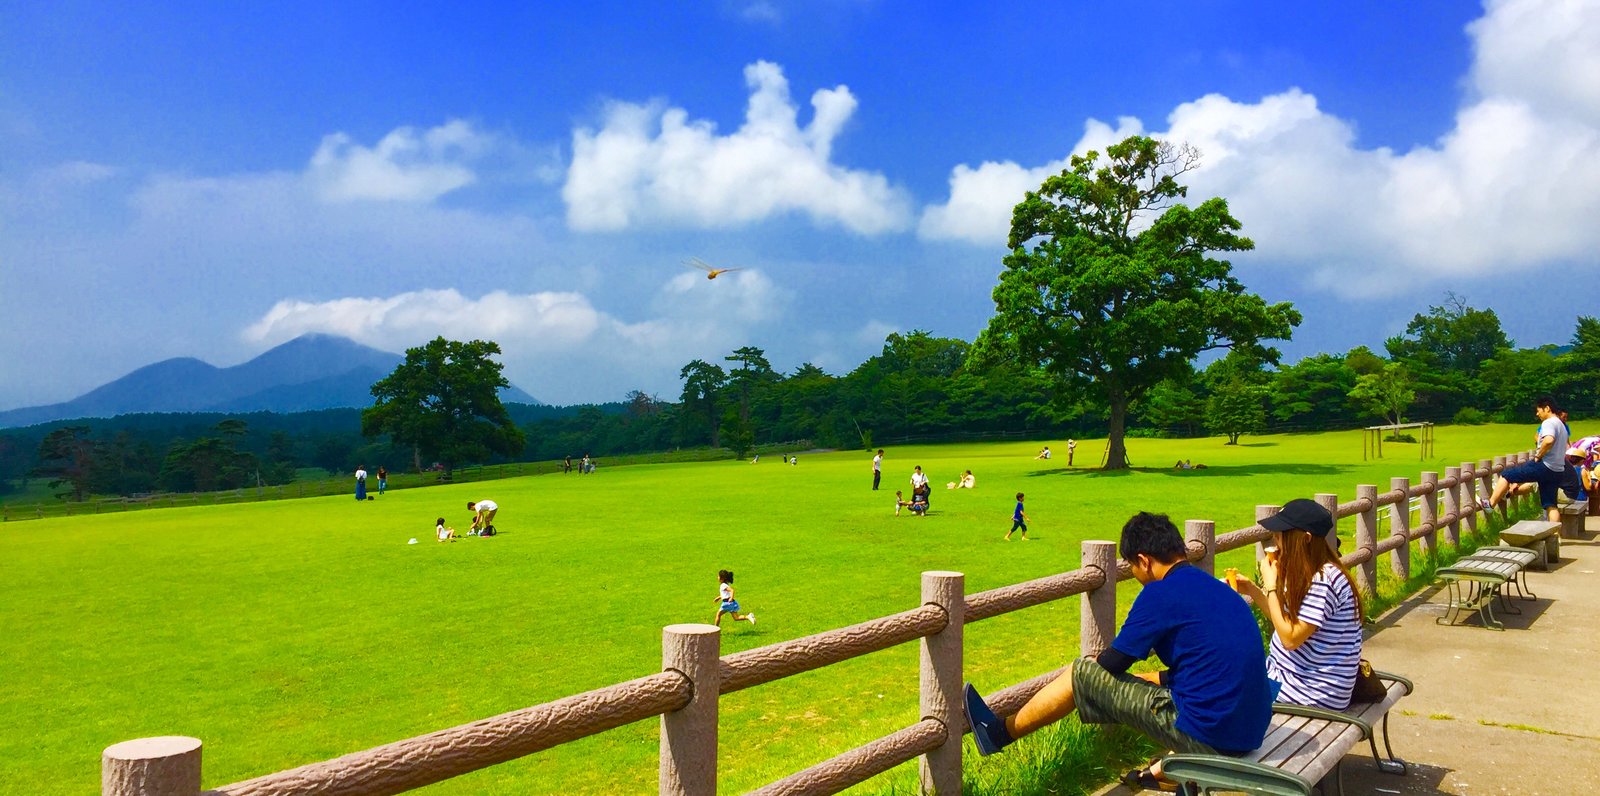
[1095,517,1600,795]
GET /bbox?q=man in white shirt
[468,499,499,535]
[872,449,884,491]
[1487,396,1569,523]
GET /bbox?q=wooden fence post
[1255,505,1280,564]
[1492,456,1508,520]
[1315,493,1339,554]
[1419,472,1439,560]
[919,571,964,796]
[1443,466,1462,547]
[1081,541,1118,659]
[1478,459,1495,522]
[1461,462,1479,536]
[1185,520,1215,575]
[1389,478,1410,580]
[103,736,201,796]
[1354,485,1379,597]
[661,624,721,796]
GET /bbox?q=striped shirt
[1268,563,1362,710]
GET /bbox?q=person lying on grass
[965,511,1274,791]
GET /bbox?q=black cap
[1260,498,1333,538]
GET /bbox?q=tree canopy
[361,337,524,473]
[979,135,1300,468]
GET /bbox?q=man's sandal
[1119,759,1178,792]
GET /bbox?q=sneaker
[747,613,756,625]
[1479,498,1492,512]
[963,683,1013,756]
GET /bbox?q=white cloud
[309,119,490,202]
[244,289,602,350]
[563,60,912,234]
[918,0,1600,294]
[241,271,795,403]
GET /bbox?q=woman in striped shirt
[1230,499,1364,710]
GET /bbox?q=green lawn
[0,425,1536,795]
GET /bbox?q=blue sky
[2,0,1597,409]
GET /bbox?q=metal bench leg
[1495,583,1522,615]
[1477,591,1504,631]
[1515,569,1538,601]
[1437,580,1462,626]
[1376,713,1407,775]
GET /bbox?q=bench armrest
[1271,702,1373,740]
[1373,670,1414,696]
[1160,753,1315,796]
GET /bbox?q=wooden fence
[101,450,1538,796]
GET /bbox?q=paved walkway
[1096,517,1600,795]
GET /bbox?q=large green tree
[361,337,524,474]
[979,135,1300,469]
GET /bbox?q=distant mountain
[0,334,540,429]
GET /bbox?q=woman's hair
[436,517,446,526]
[1277,530,1363,622]
[718,569,734,583]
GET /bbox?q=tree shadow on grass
[1025,463,1351,478]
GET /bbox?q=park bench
[1558,498,1589,539]
[1498,519,1561,569]
[1159,672,1413,796]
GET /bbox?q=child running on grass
[1005,492,1029,541]
[713,570,756,627]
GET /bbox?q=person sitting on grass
[435,517,456,543]
[909,484,930,516]
[947,470,976,489]
[965,512,1274,791]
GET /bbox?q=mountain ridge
[0,335,538,429]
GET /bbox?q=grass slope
[0,425,1534,794]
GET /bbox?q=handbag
[1350,659,1388,703]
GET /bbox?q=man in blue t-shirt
[965,512,1274,786]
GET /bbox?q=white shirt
[475,499,498,511]
[354,468,367,481]
[910,471,928,488]
[872,454,882,471]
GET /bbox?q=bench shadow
[1338,756,1457,795]
[1369,583,1554,631]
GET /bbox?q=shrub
[1454,407,1488,425]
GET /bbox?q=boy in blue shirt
[966,512,1273,787]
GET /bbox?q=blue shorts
[1502,460,1565,508]
[720,600,740,613]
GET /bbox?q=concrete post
[1461,462,1479,536]
[102,737,201,796]
[1081,541,1118,659]
[1389,477,1411,580]
[1354,485,1379,597]
[919,571,964,796]
[1419,472,1439,560]
[1443,466,1462,547]
[1255,505,1280,564]
[1185,520,1215,575]
[1315,493,1340,554]
[661,624,721,796]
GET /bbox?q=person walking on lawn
[965,512,1274,791]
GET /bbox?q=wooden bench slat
[1247,714,1314,763]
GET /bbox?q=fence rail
[102,449,1539,796]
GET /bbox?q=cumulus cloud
[309,119,491,202]
[244,289,603,350]
[918,0,1600,293]
[563,60,912,234]
[241,270,794,403]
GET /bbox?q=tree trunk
[1105,392,1130,470]
[412,444,422,474]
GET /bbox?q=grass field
[0,424,1537,795]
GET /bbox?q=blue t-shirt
[1110,563,1274,753]
[1013,501,1025,521]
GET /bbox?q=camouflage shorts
[1072,656,1218,754]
